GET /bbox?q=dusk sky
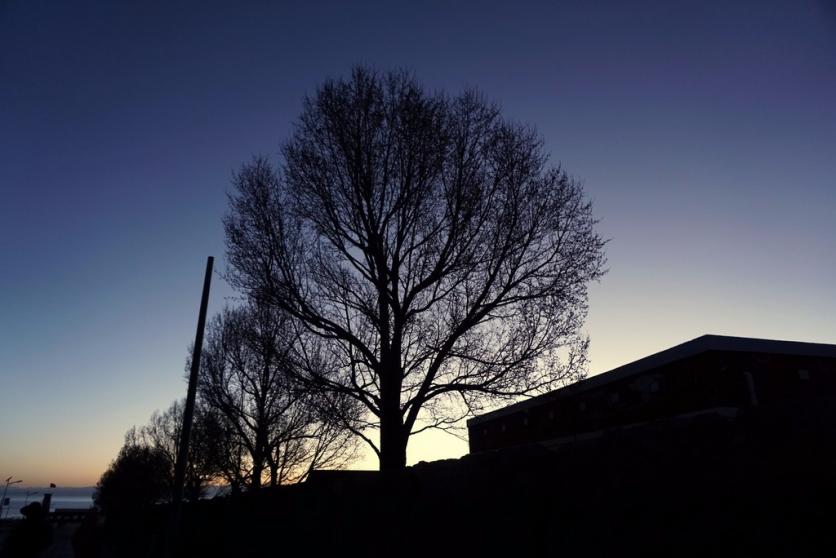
[1,0,834,486]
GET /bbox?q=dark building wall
[468,349,836,453]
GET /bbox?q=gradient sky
[1,0,834,486]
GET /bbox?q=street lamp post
[2,476,23,519]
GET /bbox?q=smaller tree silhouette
[198,303,359,489]
[125,399,223,501]
[94,444,170,518]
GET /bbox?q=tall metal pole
[169,256,213,544]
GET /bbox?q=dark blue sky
[1,0,834,484]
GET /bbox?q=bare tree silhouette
[125,399,221,501]
[197,304,358,489]
[225,67,606,471]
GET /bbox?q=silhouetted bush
[94,444,171,518]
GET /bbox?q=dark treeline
[102,409,836,557]
[96,303,361,510]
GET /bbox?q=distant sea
[1,487,94,519]
[0,485,230,519]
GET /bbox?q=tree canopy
[225,67,606,471]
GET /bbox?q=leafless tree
[224,67,607,471]
[197,304,357,489]
[125,399,221,501]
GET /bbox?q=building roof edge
[467,334,836,426]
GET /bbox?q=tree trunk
[379,345,408,473]
[269,459,278,487]
[379,406,407,472]
[251,457,263,490]
[251,422,268,489]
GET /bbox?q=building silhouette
[468,334,836,453]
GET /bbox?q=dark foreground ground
[108,410,836,557]
[1,520,86,558]
[9,409,835,557]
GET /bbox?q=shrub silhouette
[94,444,171,518]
